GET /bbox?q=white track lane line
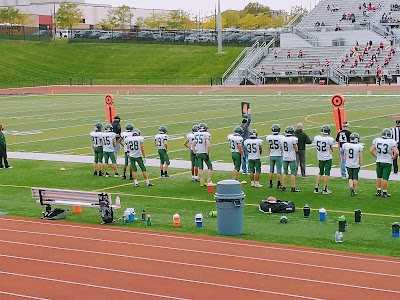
[0,291,50,300]
[0,218,398,265]
[0,270,188,300]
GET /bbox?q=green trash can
[214,180,245,235]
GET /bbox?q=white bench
[32,187,121,211]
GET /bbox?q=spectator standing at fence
[391,120,400,174]
[295,123,312,178]
[0,124,11,169]
[336,121,352,179]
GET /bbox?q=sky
[85,0,320,15]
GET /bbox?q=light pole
[217,0,222,54]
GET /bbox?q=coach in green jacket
[295,123,311,178]
[0,124,11,169]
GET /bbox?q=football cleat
[321,124,331,135]
[159,125,167,134]
[314,188,321,193]
[147,182,154,187]
[322,189,332,194]
[291,187,301,192]
[382,128,392,139]
[271,124,281,134]
[234,126,244,136]
[350,132,360,144]
[285,126,295,136]
[125,123,134,132]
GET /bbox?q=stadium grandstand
[223,0,400,86]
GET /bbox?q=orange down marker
[104,94,116,124]
[331,93,346,134]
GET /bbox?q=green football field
[1,90,400,257]
[2,90,399,168]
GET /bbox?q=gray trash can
[214,180,245,235]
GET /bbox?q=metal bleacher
[222,0,400,85]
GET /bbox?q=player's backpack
[42,208,68,220]
[99,193,114,224]
[259,199,296,213]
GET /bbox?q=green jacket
[0,132,6,149]
[295,129,312,150]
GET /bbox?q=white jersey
[194,131,211,154]
[228,134,243,153]
[343,143,364,168]
[120,131,132,152]
[314,135,334,161]
[266,134,283,157]
[280,135,298,161]
[90,131,103,147]
[102,131,116,152]
[186,132,195,150]
[154,133,168,150]
[244,138,263,160]
[372,137,397,164]
[125,136,145,158]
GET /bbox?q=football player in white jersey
[313,125,334,194]
[370,128,399,197]
[184,125,199,181]
[228,127,244,181]
[125,129,154,187]
[280,126,300,192]
[193,123,214,187]
[90,122,104,176]
[154,125,170,178]
[119,123,134,180]
[343,132,363,196]
[101,124,119,178]
[244,129,263,187]
[266,124,283,189]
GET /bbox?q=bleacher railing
[327,45,350,85]
[294,26,319,46]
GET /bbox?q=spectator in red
[298,49,303,58]
[316,59,321,66]
[287,50,291,58]
[354,59,358,66]
[363,47,368,55]
[350,65,356,74]
[358,54,364,62]
[325,59,330,67]
[365,64,371,74]
[376,47,381,55]
[260,65,266,75]
[380,41,384,49]
[271,66,276,74]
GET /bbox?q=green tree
[142,12,167,29]
[112,5,134,29]
[0,6,28,25]
[55,2,83,29]
[165,10,193,30]
[221,10,241,28]
[243,2,271,16]
[238,13,258,30]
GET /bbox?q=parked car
[249,35,274,44]
[98,32,123,40]
[121,31,138,40]
[237,34,252,44]
[184,33,201,43]
[32,30,52,37]
[223,33,242,43]
[136,31,157,41]
[198,33,216,43]
[75,30,93,38]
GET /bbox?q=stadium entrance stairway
[8,151,400,181]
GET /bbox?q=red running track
[0,217,400,300]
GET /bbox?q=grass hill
[0,40,243,86]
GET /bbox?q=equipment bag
[42,208,68,220]
[99,193,114,224]
[259,199,296,213]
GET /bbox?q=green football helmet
[271,124,281,134]
[132,129,140,136]
[94,122,103,132]
[234,126,244,135]
[198,123,208,132]
[125,123,134,132]
[350,132,360,143]
[192,125,199,133]
[104,124,113,132]
[285,126,295,136]
[159,125,167,134]
[321,124,331,135]
[249,129,258,138]
[382,128,392,139]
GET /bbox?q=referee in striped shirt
[391,119,400,174]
